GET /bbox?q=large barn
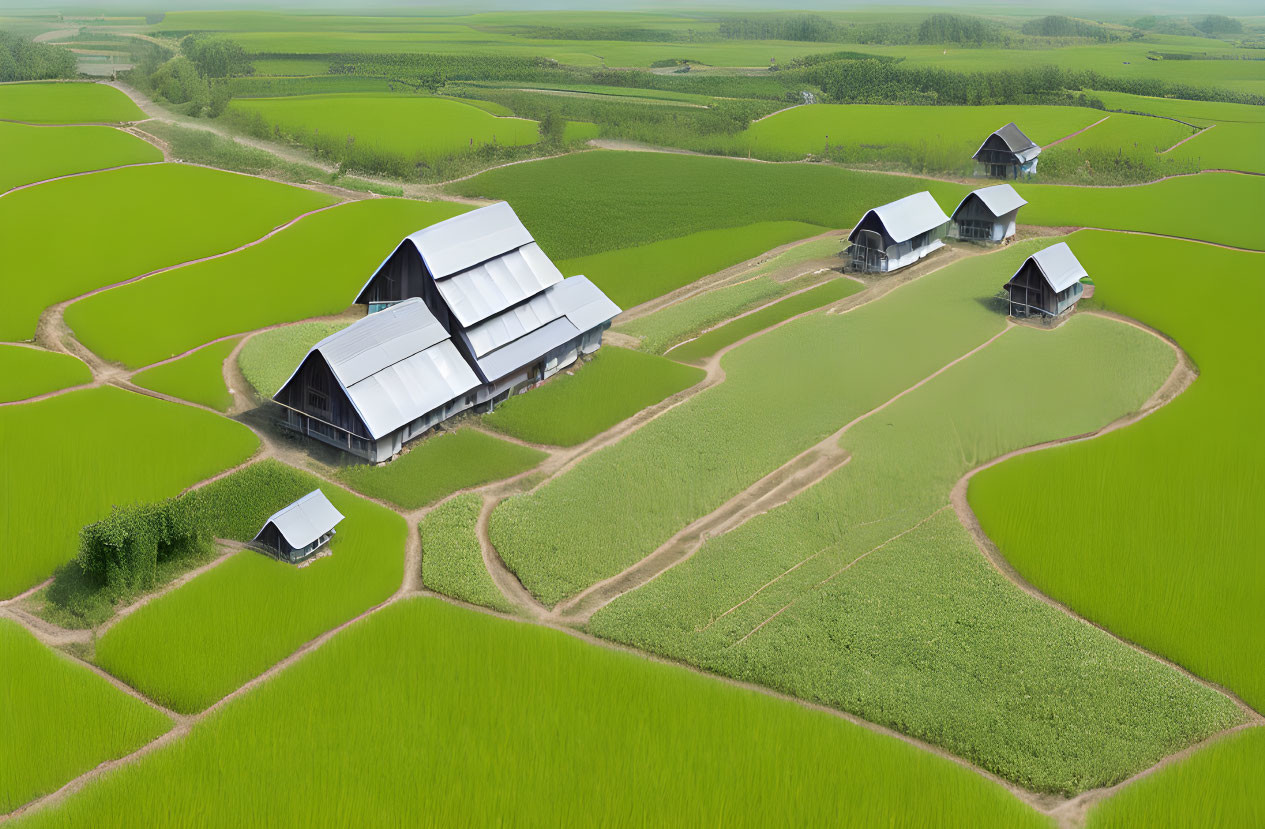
[252,489,345,563]
[1004,242,1087,319]
[354,201,620,406]
[273,299,483,462]
[846,191,950,274]
[950,184,1027,243]
[972,123,1041,179]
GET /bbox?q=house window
[307,389,328,411]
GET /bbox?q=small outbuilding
[972,123,1041,179]
[1004,242,1087,319]
[846,191,950,274]
[252,489,345,563]
[950,184,1027,243]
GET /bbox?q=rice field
[1168,123,1265,175]
[93,461,405,713]
[0,81,145,124]
[491,241,1045,605]
[0,387,259,599]
[0,346,89,403]
[969,231,1265,712]
[0,122,160,192]
[591,314,1242,795]
[65,198,466,368]
[15,599,1052,829]
[0,620,169,814]
[130,338,240,412]
[448,150,970,259]
[1054,112,1195,154]
[558,220,829,309]
[227,94,541,160]
[481,347,705,447]
[0,163,334,343]
[338,428,546,511]
[237,321,349,399]
[418,494,513,612]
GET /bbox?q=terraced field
[131,338,240,412]
[0,81,144,123]
[0,122,160,191]
[0,345,89,403]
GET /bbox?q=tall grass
[0,387,259,599]
[131,338,239,412]
[0,163,334,342]
[618,275,799,355]
[94,461,404,713]
[237,321,349,399]
[0,345,90,403]
[482,347,704,447]
[592,314,1242,794]
[0,620,169,813]
[419,494,512,612]
[338,429,545,511]
[16,600,1053,828]
[0,122,160,192]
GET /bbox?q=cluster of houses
[253,122,1077,563]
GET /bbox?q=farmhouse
[972,123,1041,179]
[354,201,620,406]
[252,489,345,563]
[846,191,950,274]
[950,184,1027,243]
[272,298,483,462]
[1004,242,1087,318]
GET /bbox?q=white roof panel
[954,184,1027,219]
[345,339,480,438]
[1016,242,1088,293]
[312,300,449,388]
[548,274,622,332]
[255,489,345,550]
[436,242,563,328]
[849,191,950,245]
[406,201,534,279]
[475,316,583,382]
[462,275,621,360]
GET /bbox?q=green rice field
[482,347,705,446]
[237,321,349,399]
[418,494,513,612]
[131,338,239,412]
[1,163,334,343]
[94,461,404,713]
[0,122,160,192]
[15,599,1052,829]
[558,220,829,308]
[0,387,259,598]
[1054,112,1195,154]
[65,198,466,368]
[969,231,1265,712]
[227,93,541,160]
[338,428,546,511]
[0,346,89,403]
[0,620,169,813]
[0,82,145,123]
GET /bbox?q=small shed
[252,489,345,563]
[972,123,1041,179]
[1004,242,1087,319]
[846,191,950,274]
[950,184,1027,243]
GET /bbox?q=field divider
[1044,116,1111,149]
[1080,226,1265,254]
[0,161,167,200]
[1159,123,1214,154]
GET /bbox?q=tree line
[0,32,76,81]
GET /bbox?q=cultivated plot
[0,345,89,403]
[131,338,240,412]
[0,122,160,192]
[0,81,144,124]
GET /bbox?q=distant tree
[916,14,1003,46]
[181,35,253,79]
[0,31,77,81]
[538,110,566,144]
[1196,15,1242,34]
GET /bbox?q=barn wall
[276,352,372,439]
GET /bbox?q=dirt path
[1044,116,1111,149]
[475,495,549,618]
[1160,123,1214,154]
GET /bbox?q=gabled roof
[458,275,620,382]
[254,489,344,550]
[403,201,533,280]
[973,122,1041,162]
[1010,242,1088,293]
[435,241,563,328]
[848,191,950,245]
[952,184,1027,219]
[275,299,481,440]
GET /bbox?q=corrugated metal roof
[406,201,533,280]
[550,275,622,333]
[255,489,345,550]
[973,122,1040,160]
[953,184,1028,219]
[436,241,563,328]
[1016,242,1088,293]
[475,316,582,382]
[849,191,950,245]
[275,299,481,440]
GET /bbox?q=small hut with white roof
[1003,242,1088,319]
[845,191,950,274]
[252,489,345,563]
[950,184,1027,244]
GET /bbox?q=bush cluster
[77,497,208,598]
[0,32,76,81]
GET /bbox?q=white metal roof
[1013,242,1088,293]
[973,122,1040,161]
[435,241,563,328]
[477,317,583,382]
[254,489,345,550]
[276,299,481,440]
[849,191,950,245]
[953,184,1027,219]
[405,201,533,280]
